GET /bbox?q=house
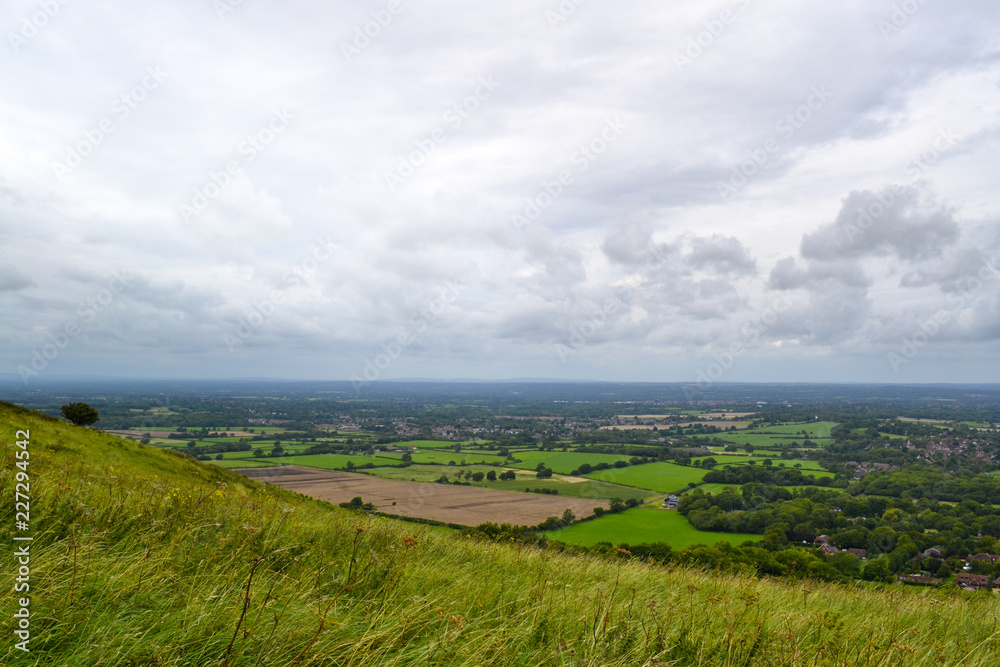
[922,547,945,559]
[818,543,839,556]
[815,535,830,544]
[967,553,1000,565]
[663,495,680,510]
[847,548,867,560]
[956,572,991,590]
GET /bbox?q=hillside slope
[2,401,999,666]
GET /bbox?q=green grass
[4,402,1000,666]
[281,453,401,470]
[382,439,469,449]
[209,458,278,469]
[548,507,760,549]
[506,450,633,474]
[584,462,708,492]
[379,449,507,465]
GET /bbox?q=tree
[486,470,497,481]
[61,402,99,426]
[562,509,576,524]
[140,433,151,445]
[609,498,626,513]
[536,467,553,479]
[472,472,485,482]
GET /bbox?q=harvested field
[241,466,606,526]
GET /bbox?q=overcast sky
[2,0,999,386]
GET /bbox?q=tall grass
[2,401,999,666]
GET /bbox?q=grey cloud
[0,267,33,293]
[688,235,756,276]
[801,186,959,261]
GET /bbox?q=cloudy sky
[2,0,999,385]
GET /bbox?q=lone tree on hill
[61,402,99,426]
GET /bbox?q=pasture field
[584,462,708,492]
[383,440,474,449]
[379,449,507,465]
[715,432,835,448]
[548,507,759,549]
[209,459,277,469]
[697,455,828,471]
[282,454,402,470]
[506,450,633,474]
[712,421,838,447]
[362,465,653,501]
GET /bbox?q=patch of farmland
[583,462,708,493]
[506,451,633,474]
[240,466,605,526]
[284,454,401,470]
[210,459,277,469]
[548,507,758,549]
[379,449,507,465]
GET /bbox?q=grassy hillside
[3,401,1000,666]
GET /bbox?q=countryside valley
[9,380,1000,588]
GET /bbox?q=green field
[379,449,507,465]
[713,421,838,448]
[209,458,277,469]
[506,450,633,474]
[382,440,474,449]
[549,507,759,549]
[282,454,401,470]
[583,462,708,492]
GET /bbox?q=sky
[1,0,999,386]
